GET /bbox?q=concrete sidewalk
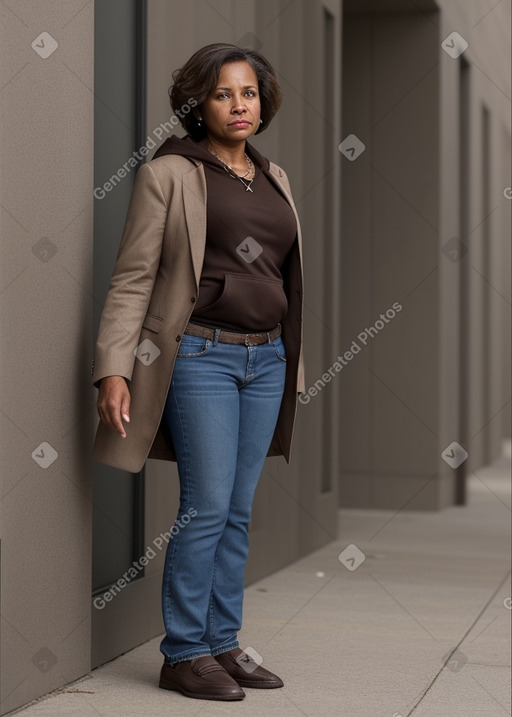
[9,449,511,717]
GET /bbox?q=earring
[259,119,263,125]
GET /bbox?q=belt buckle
[244,332,263,346]
[244,327,276,345]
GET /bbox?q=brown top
[165,135,297,332]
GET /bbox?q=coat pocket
[142,313,164,333]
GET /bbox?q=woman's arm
[92,162,168,434]
[92,162,168,389]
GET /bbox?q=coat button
[191,297,196,303]
[176,335,181,342]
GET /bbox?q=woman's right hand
[97,375,131,438]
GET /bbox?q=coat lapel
[182,165,208,289]
[266,164,304,276]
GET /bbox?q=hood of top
[151,133,270,172]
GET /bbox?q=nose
[231,95,247,114]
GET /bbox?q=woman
[93,43,304,702]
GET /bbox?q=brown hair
[169,43,282,140]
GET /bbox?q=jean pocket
[272,336,287,362]
[177,333,211,357]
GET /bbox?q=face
[200,60,261,144]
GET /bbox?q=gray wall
[339,0,511,507]
[0,1,94,713]
[340,8,442,508]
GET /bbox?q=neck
[206,135,247,165]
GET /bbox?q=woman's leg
[159,334,242,665]
[206,336,287,655]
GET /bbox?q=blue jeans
[159,329,287,665]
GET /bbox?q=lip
[228,120,251,128]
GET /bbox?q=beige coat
[91,151,304,473]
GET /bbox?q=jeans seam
[271,339,286,361]
[173,384,191,508]
[177,337,211,357]
[166,649,213,666]
[209,548,218,641]
[161,385,191,652]
[210,640,240,657]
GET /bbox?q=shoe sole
[234,679,284,689]
[159,678,245,701]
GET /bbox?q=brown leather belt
[185,321,281,346]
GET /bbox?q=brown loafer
[159,655,245,701]
[214,647,284,688]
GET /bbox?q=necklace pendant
[246,184,253,192]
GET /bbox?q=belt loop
[213,328,221,346]
[266,331,271,343]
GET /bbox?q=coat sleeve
[92,162,168,389]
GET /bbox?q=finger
[121,391,130,423]
[111,412,127,438]
[106,400,126,438]
[97,401,107,423]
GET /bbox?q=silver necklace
[208,145,255,192]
